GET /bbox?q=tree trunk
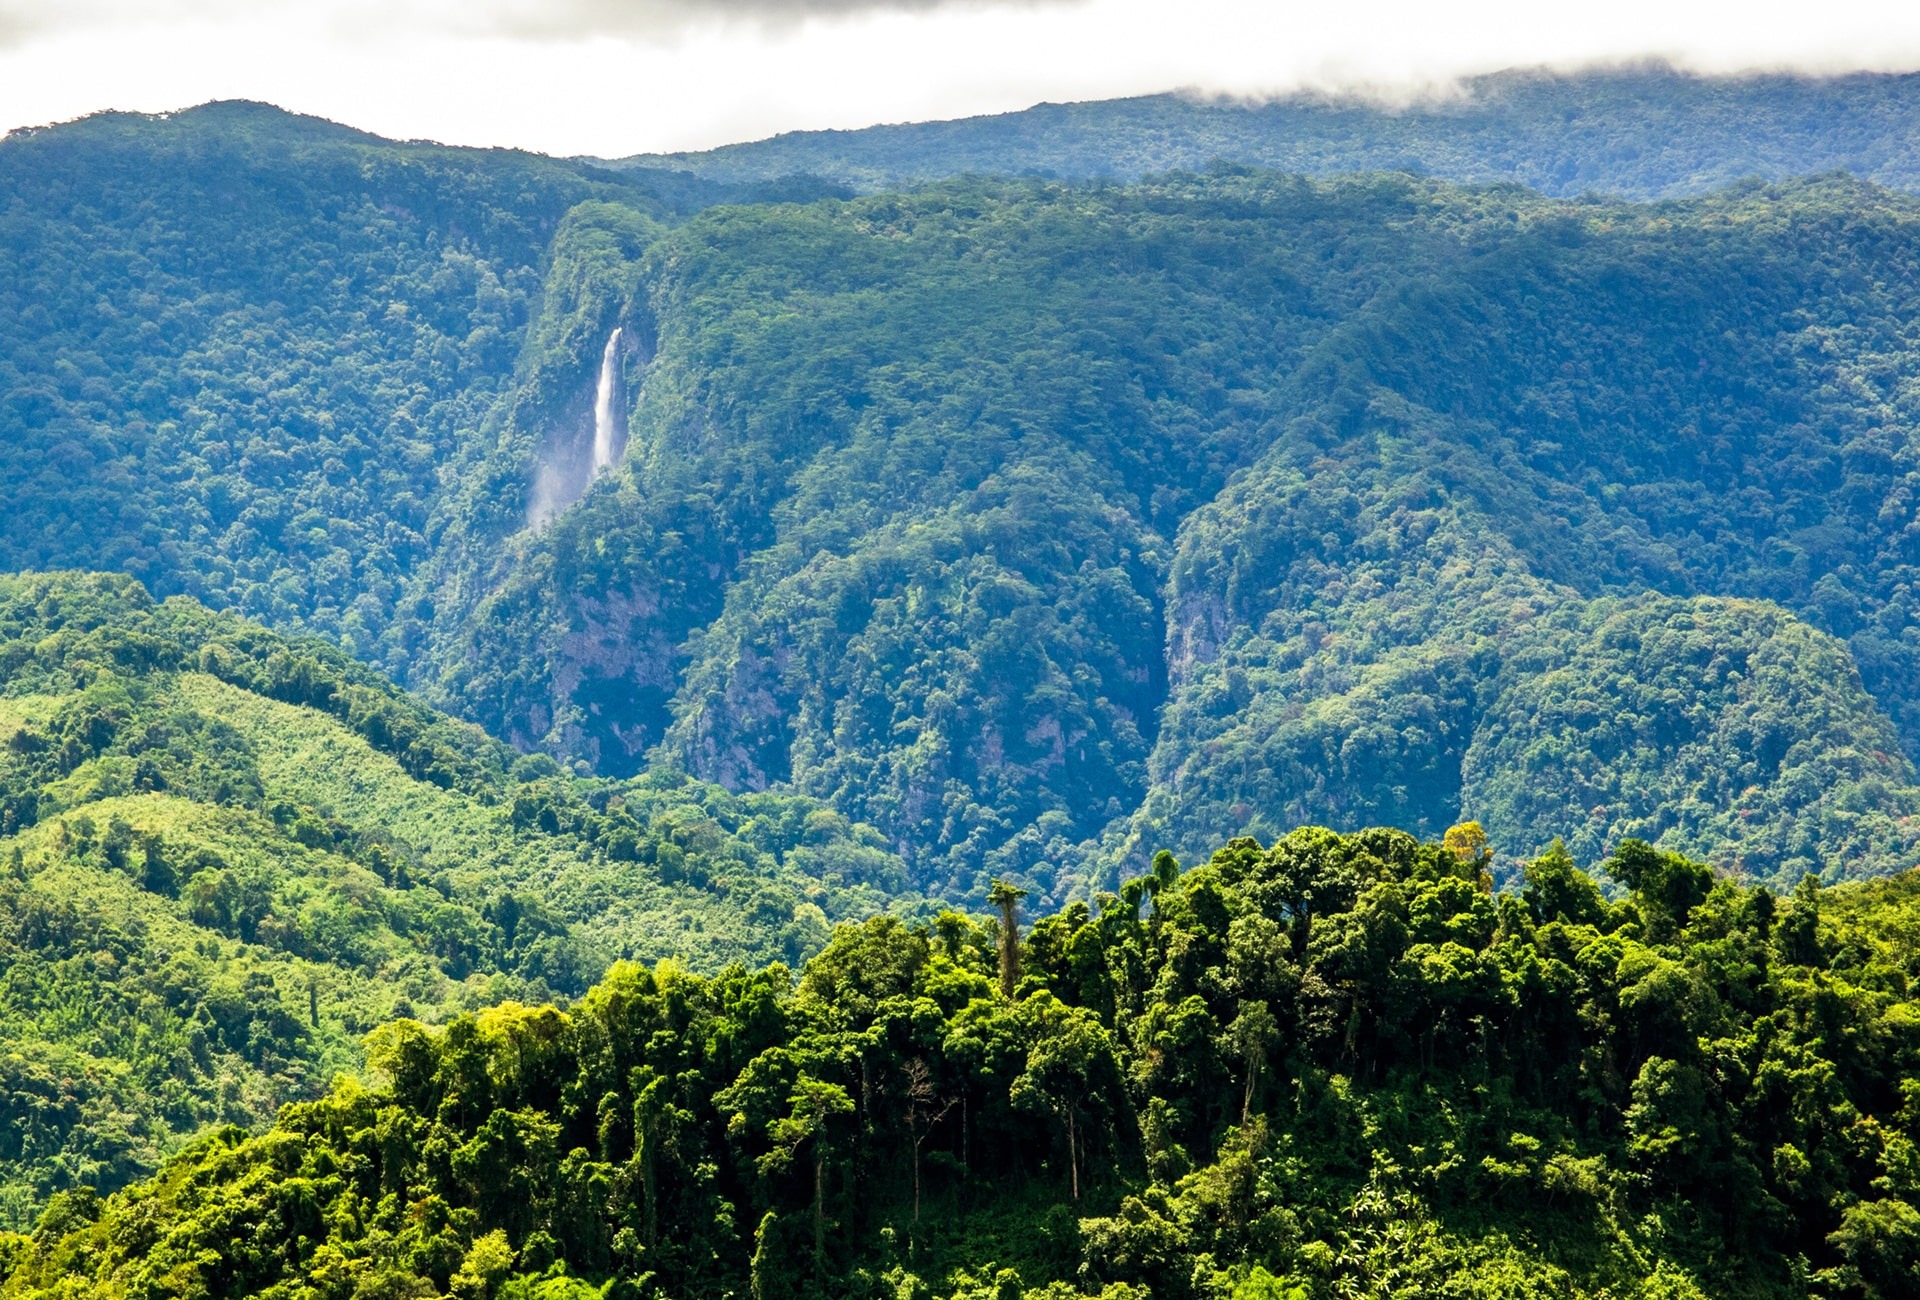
[813,1148,826,1270]
[643,1140,658,1249]
[751,1211,776,1300]
[1067,1107,1079,1201]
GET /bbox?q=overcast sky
[3,0,1920,158]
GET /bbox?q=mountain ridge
[4,89,1919,903]
[422,170,1920,901]
[614,63,1920,199]
[10,73,1920,1288]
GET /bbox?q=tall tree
[988,880,1029,999]
[762,1077,854,1271]
[1012,994,1110,1201]
[1224,1001,1278,1123]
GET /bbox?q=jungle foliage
[7,80,1920,1297]
[8,827,1920,1298]
[8,100,1920,907]
[0,100,831,670]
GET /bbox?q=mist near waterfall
[527,326,630,532]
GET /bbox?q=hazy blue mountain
[619,64,1920,199]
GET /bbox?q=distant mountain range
[616,63,1920,198]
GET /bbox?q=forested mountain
[5,100,1920,908]
[9,67,1920,1297]
[627,64,1920,199]
[0,572,917,1221]
[0,100,835,667]
[7,826,1920,1299]
[437,171,1920,902]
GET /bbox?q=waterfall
[526,325,630,533]
[590,326,625,476]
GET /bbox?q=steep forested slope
[0,101,832,670]
[7,827,1919,1299]
[6,101,1920,908]
[0,572,917,1222]
[629,64,1920,199]
[436,172,1920,901]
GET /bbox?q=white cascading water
[527,326,628,532]
[590,326,625,476]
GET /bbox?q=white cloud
[0,0,1063,48]
[1,0,1919,156]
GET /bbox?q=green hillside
[0,572,919,1222]
[9,81,1920,1295]
[7,826,1920,1298]
[6,98,1920,909]
[627,64,1920,199]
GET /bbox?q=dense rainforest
[6,92,1920,914]
[7,825,1920,1299]
[0,100,835,666]
[449,170,1920,905]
